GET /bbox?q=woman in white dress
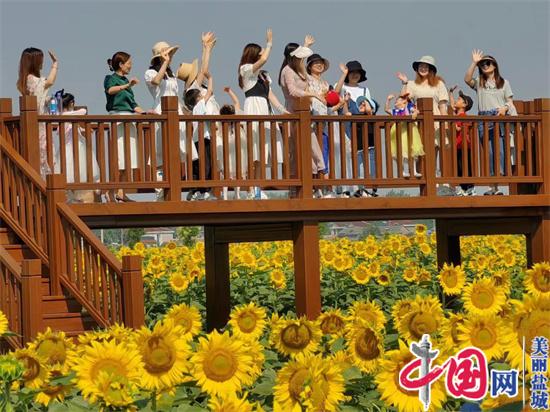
[16,47,58,177]
[238,29,287,199]
[145,42,198,181]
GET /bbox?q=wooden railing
[56,200,143,328]
[0,137,49,263]
[0,251,41,348]
[2,95,541,200]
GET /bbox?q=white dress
[26,75,50,176]
[144,69,197,164]
[53,109,100,183]
[240,64,283,164]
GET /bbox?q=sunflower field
[0,226,549,411]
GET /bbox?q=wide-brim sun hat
[307,53,330,72]
[412,55,437,74]
[150,41,179,64]
[290,46,313,59]
[345,60,367,83]
[177,59,199,88]
[477,55,498,68]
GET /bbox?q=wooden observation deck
[0,95,548,349]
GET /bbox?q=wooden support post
[435,219,461,269]
[0,98,12,139]
[418,97,437,197]
[529,211,550,264]
[19,96,41,173]
[162,96,182,201]
[297,97,313,198]
[121,255,145,328]
[204,226,231,331]
[292,221,321,319]
[21,259,42,343]
[46,174,67,295]
[535,98,550,195]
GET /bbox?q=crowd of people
[15,32,517,201]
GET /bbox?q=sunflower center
[320,315,345,335]
[203,349,237,382]
[237,313,257,333]
[143,337,175,374]
[21,356,40,381]
[355,329,381,360]
[443,270,458,288]
[90,359,127,380]
[533,270,550,292]
[355,268,369,281]
[36,339,66,365]
[471,326,496,349]
[450,320,462,344]
[471,288,494,309]
[409,312,437,339]
[281,324,312,350]
[289,368,309,400]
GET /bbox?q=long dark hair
[62,92,75,109]
[17,47,44,95]
[107,51,131,72]
[149,57,174,79]
[286,55,306,80]
[278,42,299,86]
[478,56,505,89]
[238,43,262,89]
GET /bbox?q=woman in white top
[238,29,287,199]
[144,42,198,182]
[16,47,58,177]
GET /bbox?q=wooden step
[42,295,83,314]
[41,277,50,295]
[42,312,96,332]
[3,244,34,262]
[0,228,18,245]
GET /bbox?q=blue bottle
[49,97,58,115]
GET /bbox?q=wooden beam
[121,255,145,329]
[435,219,461,269]
[292,221,321,319]
[529,210,550,264]
[21,259,42,344]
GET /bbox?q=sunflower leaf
[251,381,274,396]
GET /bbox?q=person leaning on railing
[16,47,59,177]
[104,51,148,203]
[464,50,517,196]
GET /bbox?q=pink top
[280,65,308,113]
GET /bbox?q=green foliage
[175,227,201,246]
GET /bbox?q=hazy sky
[1,0,549,114]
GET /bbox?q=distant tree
[175,227,200,246]
[319,223,331,238]
[125,228,145,248]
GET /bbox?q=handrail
[0,246,23,348]
[0,137,46,192]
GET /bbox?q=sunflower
[29,328,74,367]
[134,319,192,391]
[415,224,427,235]
[364,243,379,259]
[318,309,346,338]
[14,348,49,389]
[524,262,550,298]
[376,340,447,412]
[348,300,386,331]
[191,330,255,396]
[241,338,265,386]
[93,371,136,408]
[398,295,443,343]
[34,365,73,407]
[169,272,189,293]
[270,269,286,289]
[164,304,202,341]
[208,392,259,412]
[229,302,267,341]
[501,251,516,267]
[402,267,418,283]
[391,299,415,328]
[457,315,510,361]
[462,278,506,316]
[376,271,391,286]
[438,263,466,295]
[270,316,322,358]
[491,269,512,291]
[346,320,385,373]
[73,340,143,404]
[351,263,372,284]
[0,311,8,335]
[274,354,345,412]
[419,243,432,256]
[439,313,465,352]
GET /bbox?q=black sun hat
[345,60,367,83]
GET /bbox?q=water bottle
[49,97,58,115]
[254,186,261,199]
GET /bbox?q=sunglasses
[480,60,493,68]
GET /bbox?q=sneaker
[455,187,466,196]
[414,171,422,178]
[340,191,351,198]
[188,192,201,201]
[246,191,255,200]
[367,189,379,197]
[402,171,410,178]
[353,189,371,198]
[493,189,503,195]
[465,187,477,196]
[254,188,268,200]
[483,188,500,196]
[202,192,217,201]
[313,189,323,199]
[186,191,197,201]
[323,190,337,199]
[155,188,164,201]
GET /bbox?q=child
[449,86,475,195]
[385,93,424,178]
[184,71,216,200]
[55,91,100,202]
[220,86,248,200]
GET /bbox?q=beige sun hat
[150,41,179,64]
[177,59,199,88]
[412,55,437,74]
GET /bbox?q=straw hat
[177,59,199,88]
[412,55,437,73]
[150,41,179,64]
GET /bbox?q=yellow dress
[390,109,424,159]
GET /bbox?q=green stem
[151,390,157,412]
